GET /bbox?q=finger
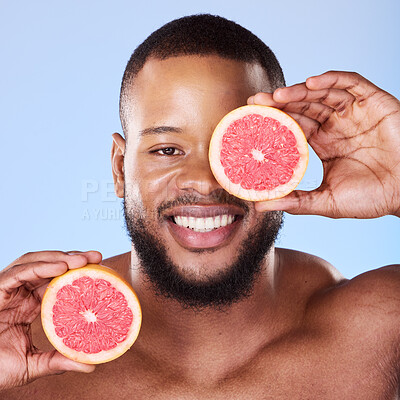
[247,92,286,109]
[305,71,380,103]
[283,112,320,141]
[273,84,355,114]
[28,350,95,382]
[279,101,334,125]
[36,284,51,300]
[247,95,322,141]
[8,250,103,270]
[0,261,68,293]
[254,189,332,217]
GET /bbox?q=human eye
[152,147,183,156]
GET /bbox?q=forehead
[123,55,272,137]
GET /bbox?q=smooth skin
[1,56,400,399]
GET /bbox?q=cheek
[124,155,179,213]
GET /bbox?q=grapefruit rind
[41,264,142,364]
[209,105,309,202]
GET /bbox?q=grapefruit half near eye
[41,264,142,364]
[209,105,309,201]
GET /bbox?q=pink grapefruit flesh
[209,105,309,201]
[41,264,142,364]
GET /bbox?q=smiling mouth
[163,204,245,249]
[171,214,239,233]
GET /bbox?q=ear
[111,133,126,198]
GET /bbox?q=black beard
[123,193,283,311]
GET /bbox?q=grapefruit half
[209,105,309,201]
[41,264,142,364]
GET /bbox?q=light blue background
[1,0,399,277]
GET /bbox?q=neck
[127,246,289,383]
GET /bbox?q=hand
[248,71,400,218]
[0,250,102,391]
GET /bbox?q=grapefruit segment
[41,264,142,364]
[209,105,309,201]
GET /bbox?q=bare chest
[9,334,398,400]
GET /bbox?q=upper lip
[163,204,246,219]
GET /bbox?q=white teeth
[221,214,228,226]
[173,214,236,232]
[175,216,182,226]
[205,217,214,230]
[181,216,189,228]
[195,218,205,231]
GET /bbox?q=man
[1,14,399,399]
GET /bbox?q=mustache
[157,189,250,219]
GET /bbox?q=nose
[176,150,222,196]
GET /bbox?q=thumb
[254,189,329,216]
[27,350,95,381]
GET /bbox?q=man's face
[117,55,283,308]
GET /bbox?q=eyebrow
[139,126,183,136]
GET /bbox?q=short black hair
[120,14,285,135]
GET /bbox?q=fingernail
[67,251,84,256]
[247,96,254,104]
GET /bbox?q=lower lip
[166,218,241,250]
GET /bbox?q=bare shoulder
[278,247,400,337]
[276,247,345,295]
[101,252,131,279]
[101,251,130,268]
[307,262,400,342]
[334,264,400,321]
[314,264,400,316]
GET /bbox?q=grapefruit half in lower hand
[209,105,309,201]
[41,264,142,364]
